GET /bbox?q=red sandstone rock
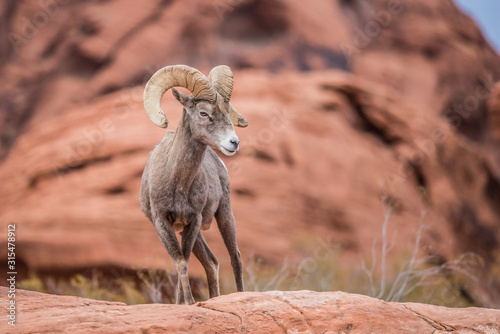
[488,82,500,144]
[0,70,499,306]
[1,287,499,333]
[1,0,500,308]
[1,0,499,157]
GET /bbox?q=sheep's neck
[169,110,206,195]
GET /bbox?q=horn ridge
[209,65,248,128]
[143,65,215,128]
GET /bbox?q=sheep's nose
[230,138,240,150]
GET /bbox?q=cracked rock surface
[2,287,499,333]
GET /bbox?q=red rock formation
[489,82,500,144]
[2,287,499,333]
[0,0,499,307]
[1,70,499,305]
[1,0,498,157]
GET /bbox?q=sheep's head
[143,65,247,156]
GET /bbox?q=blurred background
[1,0,500,307]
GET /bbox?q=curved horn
[209,65,234,102]
[144,65,215,128]
[209,65,248,128]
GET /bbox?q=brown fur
[140,88,243,304]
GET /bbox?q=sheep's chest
[167,170,223,232]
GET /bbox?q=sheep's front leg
[175,215,202,304]
[152,211,194,305]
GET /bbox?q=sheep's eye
[200,111,208,117]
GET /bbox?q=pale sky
[454,0,500,53]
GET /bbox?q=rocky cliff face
[2,287,499,333]
[0,0,499,307]
[1,0,499,155]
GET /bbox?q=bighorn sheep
[140,64,247,304]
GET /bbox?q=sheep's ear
[172,88,192,107]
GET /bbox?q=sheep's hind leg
[152,214,193,305]
[215,197,244,292]
[192,232,220,298]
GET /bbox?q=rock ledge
[1,287,499,333]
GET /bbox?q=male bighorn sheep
[140,64,247,304]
